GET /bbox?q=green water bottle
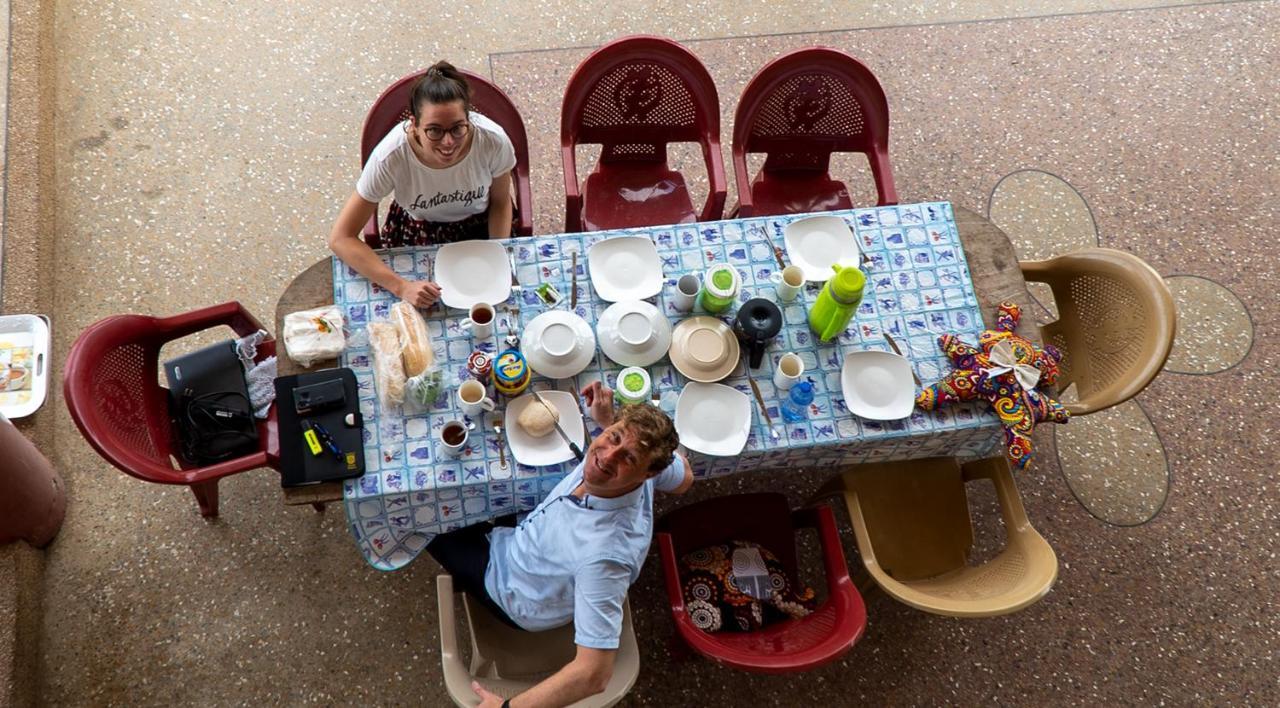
[808,264,866,342]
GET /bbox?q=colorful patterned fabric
[916,301,1070,470]
[377,201,499,248]
[680,541,815,633]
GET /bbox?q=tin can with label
[466,350,492,380]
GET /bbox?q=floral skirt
[376,201,492,248]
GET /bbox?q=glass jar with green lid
[699,264,740,314]
[613,366,651,405]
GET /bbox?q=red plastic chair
[732,47,898,217]
[561,35,727,232]
[360,68,533,245]
[655,493,866,673]
[63,301,280,518]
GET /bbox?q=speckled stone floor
[33,0,1277,705]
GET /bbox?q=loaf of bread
[517,398,560,438]
[367,322,406,407]
[391,300,434,377]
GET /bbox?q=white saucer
[522,311,596,380]
[505,390,586,466]
[840,350,916,420]
[675,382,751,456]
[596,300,672,367]
[783,215,861,282]
[433,240,512,309]
[669,317,739,383]
[587,236,664,301]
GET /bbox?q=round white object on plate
[783,215,861,282]
[840,350,916,420]
[433,240,513,309]
[669,317,739,383]
[505,390,585,466]
[587,236,664,301]
[674,382,752,456]
[522,311,596,379]
[597,300,672,367]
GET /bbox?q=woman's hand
[582,381,616,428]
[396,280,443,309]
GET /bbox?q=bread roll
[391,300,434,377]
[368,322,406,406]
[517,399,559,438]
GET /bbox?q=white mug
[769,265,805,303]
[440,420,469,458]
[773,352,804,391]
[457,379,496,417]
[671,274,700,312]
[460,302,495,338]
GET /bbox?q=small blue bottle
[780,381,814,423]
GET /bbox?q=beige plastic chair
[813,456,1057,617]
[436,575,640,707]
[1021,247,1177,416]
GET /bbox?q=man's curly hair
[617,403,680,473]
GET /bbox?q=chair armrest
[655,532,688,616]
[561,144,583,233]
[962,457,1032,532]
[700,139,728,222]
[514,171,534,237]
[1018,257,1054,284]
[156,301,267,341]
[792,505,854,595]
[361,212,381,249]
[731,150,755,218]
[868,148,899,206]
[435,576,475,700]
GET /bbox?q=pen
[309,420,343,460]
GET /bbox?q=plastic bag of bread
[282,305,346,366]
[391,301,434,377]
[367,322,406,407]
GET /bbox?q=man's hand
[396,279,442,309]
[582,381,616,427]
[472,681,504,707]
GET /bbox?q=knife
[570,251,579,310]
[532,390,585,462]
[883,333,923,386]
[746,372,779,440]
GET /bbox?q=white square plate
[587,236,664,302]
[505,390,586,467]
[675,382,751,456]
[840,350,915,420]
[433,240,512,310]
[783,215,861,282]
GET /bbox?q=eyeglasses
[423,123,470,142]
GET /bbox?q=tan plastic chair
[813,456,1058,617]
[1020,247,1177,416]
[436,575,640,707]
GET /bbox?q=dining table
[276,203,1042,570]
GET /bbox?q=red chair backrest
[734,47,891,173]
[658,492,800,582]
[360,69,533,235]
[561,35,721,164]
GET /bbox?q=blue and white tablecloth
[335,202,999,570]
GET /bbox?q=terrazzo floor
[32,0,1278,705]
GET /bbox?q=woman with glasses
[329,61,517,308]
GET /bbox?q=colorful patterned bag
[680,540,816,633]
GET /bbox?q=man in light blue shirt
[426,382,693,708]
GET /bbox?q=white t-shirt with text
[356,111,516,223]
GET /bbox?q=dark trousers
[426,514,523,630]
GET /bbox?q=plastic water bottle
[780,381,814,423]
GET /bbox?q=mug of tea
[769,265,805,303]
[439,420,469,457]
[773,352,804,391]
[460,302,495,338]
[733,298,783,369]
[457,379,496,417]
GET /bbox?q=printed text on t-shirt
[411,186,487,212]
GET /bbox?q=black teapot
[733,298,783,369]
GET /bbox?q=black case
[274,368,366,487]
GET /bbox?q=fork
[493,419,507,468]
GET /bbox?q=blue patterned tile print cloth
[333,202,998,570]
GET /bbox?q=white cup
[460,302,495,338]
[440,420,469,458]
[773,352,804,391]
[769,265,805,303]
[670,274,700,312]
[457,379,496,417]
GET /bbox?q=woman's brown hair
[409,60,471,121]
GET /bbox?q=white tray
[0,314,51,419]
